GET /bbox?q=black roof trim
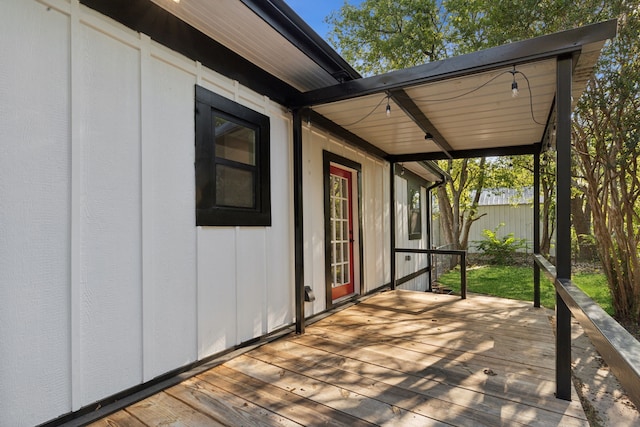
[419,161,448,183]
[308,110,389,160]
[292,19,617,107]
[389,143,542,162]
[79,0,300,106]
[241,0,361,82]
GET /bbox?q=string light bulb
[385,96,391,117]
[510,65,519,97]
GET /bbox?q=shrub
[474,224,527,265]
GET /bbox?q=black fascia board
[291,19,617,108]
[79,0,300,106]
[308,111,389,160]
[389,143,542,162]
[389,89,454,154]
[419,161,448,183]
[240,0,361,82]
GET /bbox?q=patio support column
[533,152,541,308]
[555,54,573,400]
[390,163,396,290]
[293,109,305,334]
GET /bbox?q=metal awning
[292,20,616,163]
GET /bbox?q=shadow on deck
[89,290,588,426]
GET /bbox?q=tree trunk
[571,194,596,261]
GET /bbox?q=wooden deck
[89,291,588,426]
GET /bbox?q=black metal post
[460,251,467,299]
[533,152,541,308]
[555,54,573,400]
[293,109,305,334]
[390,163,396,290]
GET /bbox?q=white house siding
[0,1,72,425]
[302,126,391,315]
[0,1,293,425]
[395,177,430,291]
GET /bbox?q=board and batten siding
[302,126,391,315]
[0,1,293,425]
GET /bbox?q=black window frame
[195,85,271,226]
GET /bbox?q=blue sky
[285,0,358,38]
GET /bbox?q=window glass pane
[216,165,254,208]
[215,117,256,166]
[408,183,422,239]
[332,176,340,196]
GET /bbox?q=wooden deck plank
[315,307,557,367]
[337,300,555,339]
[249,340,526,427]
[86,410,148,427]
[360,292,554,330]
[311,318,556,377]
[87,291,588,426]
[308,322,583,420]
[165,378,302,427]
[124,392,226,426]
[255,333,587,426]
[223,354,451,426]
[198,365,376,427]
[295,330,585,419]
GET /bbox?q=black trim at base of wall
[37,325,293,427]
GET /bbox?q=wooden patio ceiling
[89,291,588,426]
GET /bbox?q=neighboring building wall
[431,188,554,256]
[302,126,391,315]
[0,1,293,425]
[467,204,535,253]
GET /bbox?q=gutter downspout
[292,109,305,334]
[425,175,448,290]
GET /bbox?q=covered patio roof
[89,0,615,181]
[292,20,616,162]
[99,0,615,164]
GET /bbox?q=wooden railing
[394,248,467,299]
[534,254,640,410]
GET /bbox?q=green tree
[436,157,489,251]
[573,1,640,322]
[326,0,445,75]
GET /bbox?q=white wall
[0,1,293,425]
[395,177,430,291]
[302,126,391,315]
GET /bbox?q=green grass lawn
[437,265,614,315]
